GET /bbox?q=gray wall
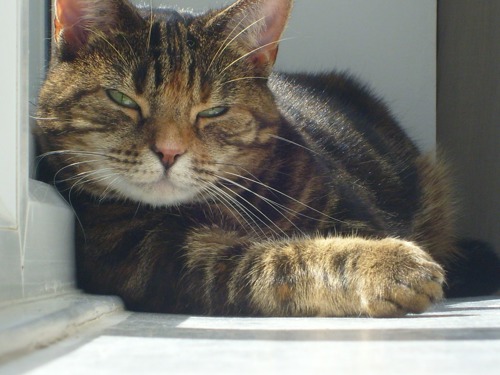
[133,0,437,151]
[437,1,500,251]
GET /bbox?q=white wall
[139,0,437,151]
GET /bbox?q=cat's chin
[114,178,200,207]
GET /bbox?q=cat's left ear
[53,0,144,60]
[209,0,293,73]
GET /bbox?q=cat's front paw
[357,239,444,317]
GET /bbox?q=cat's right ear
[207,0,293,75]
[53,0,143,60]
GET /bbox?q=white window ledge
[0,181,76,303]
[0,293,124,361]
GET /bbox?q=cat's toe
[358,239,445,317]
[390,261,444,314]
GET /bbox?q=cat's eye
[197,106,229,119]
[106,89,140,110]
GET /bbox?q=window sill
[0,292,124,361]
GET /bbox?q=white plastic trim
[0,293,125,362]
[0,0,77,303]
[0,0,19,229]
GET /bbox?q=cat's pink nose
[152,144,186,169]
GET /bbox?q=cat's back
[268,71,419,161]
[269,71,425,238]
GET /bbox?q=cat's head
[37,0,292,206]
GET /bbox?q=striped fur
[36,0,472,317]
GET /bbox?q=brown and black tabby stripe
[36,0,499,317]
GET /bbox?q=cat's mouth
[135,175,201,206]
[107,169,200,207]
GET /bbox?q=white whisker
[35,149,113,179]
[216,174,304,237]
[221,171,344,224]
[53,161,104,184]
[61,169,116,193]
[98,176,120,204]
[205,182,266,238]
[212,162,347,226]
[84,27,128,65]
[270,134,320,156]
[30,115,58,121]
[207,14,249,72]
[147,0,154,50]
[214,175,291,238]
[208,15,265,73]
[219,37,293,76]
[221,76,268,85]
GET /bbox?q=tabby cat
[36,0,499,317]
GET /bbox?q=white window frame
[0,0,75,304]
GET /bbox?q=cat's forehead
[137,6,197,25]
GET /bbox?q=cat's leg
[182,228,444,317]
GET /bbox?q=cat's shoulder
[269,71,376,101]
[269,70,390,126]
